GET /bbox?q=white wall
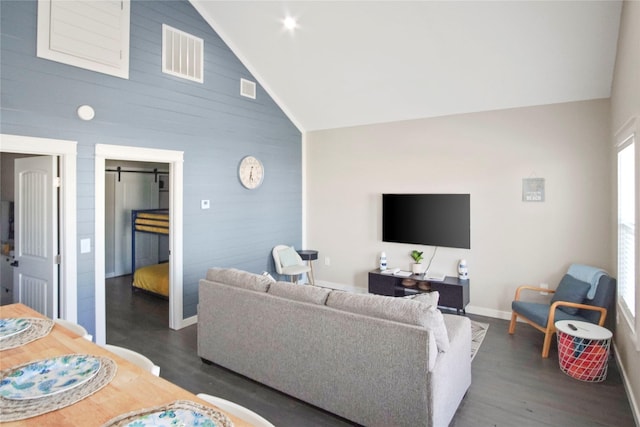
[306,99,611,318]
[610,0,640,422]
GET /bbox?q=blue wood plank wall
[0,0,302,333]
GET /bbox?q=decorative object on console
[458,259,468,280]
[410,250,424,274]
[401,278,417,287]
[379,251,387,271]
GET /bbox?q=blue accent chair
[508,274,616,358]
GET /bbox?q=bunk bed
[131,209,169,297]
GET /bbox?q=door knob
[10,260,18,267]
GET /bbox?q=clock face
[238,156,264,189]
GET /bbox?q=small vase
[412,263,423,275]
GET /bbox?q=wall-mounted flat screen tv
[382,193,470,249]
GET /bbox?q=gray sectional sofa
[197,268,472,427]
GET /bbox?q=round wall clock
[238,155,264,189]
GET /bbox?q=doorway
[94,144,184,345]
[0,134,78,321]
[105,160,169,279]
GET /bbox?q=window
[37,0,130,79]
[616,117,638,348]
[618,140,635,316]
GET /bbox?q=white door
[14,156,58,318]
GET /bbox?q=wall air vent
[240,78,257,99]
[162,24,203,83]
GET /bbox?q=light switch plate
[201,200,210,209]
[80,238,91,254]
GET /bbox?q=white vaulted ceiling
[191,1,623,132]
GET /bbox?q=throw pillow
[551,274,591,315]
[412,291,440,307]
[278,246,299,267]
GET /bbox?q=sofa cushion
[205,268,272,292]
[326,291,450,352]
[551,274,591,315]
[268,281,332,305]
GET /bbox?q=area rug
[470,320,489,361]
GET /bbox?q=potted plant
[410,250,424,274]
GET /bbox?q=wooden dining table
[0,303,252,426]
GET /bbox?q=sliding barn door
[107,171,159,276]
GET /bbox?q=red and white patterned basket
[556,321,611,383]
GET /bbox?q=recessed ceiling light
[283,16,298,31]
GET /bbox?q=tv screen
[382,194,470,249]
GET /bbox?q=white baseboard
[314,280,368,294]
[613,342,640,426]
[465,305,513,320]
[178,314,197,329]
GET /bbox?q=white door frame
[94,144,184,345]
[0,134,78,321]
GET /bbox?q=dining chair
[272,244,310,283]
[54,318,93,341]
[104,344,161,376]
[196,393,275,427]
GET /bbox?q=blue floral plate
[103,400,232,427]
[123,408,219,427]
[0,318,31,340]
[0,354,101,400]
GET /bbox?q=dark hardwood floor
[106,276,636,426]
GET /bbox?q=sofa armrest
[431,314,472,427]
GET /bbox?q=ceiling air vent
[240,78,256,99]
[162,24,203,83]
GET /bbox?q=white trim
[94,144,184,345]
[301,133,308,249]
[615,116,639,352]
[314,280,368,294]
[0,134,78,322]
[613,342,640,426]
[466,305,513,320]
[615,116,638,147]
[181,315,198,328]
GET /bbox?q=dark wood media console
[368,270,470,314]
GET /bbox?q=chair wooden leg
[542,330,554,358]
[508,312,518,334]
